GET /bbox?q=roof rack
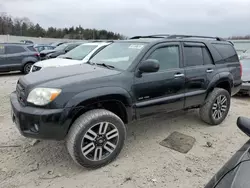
[167,35,225,41]
[130,35,169,39]
[88,40,114,42]
[130,34,225,41]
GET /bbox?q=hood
[242,68,250,82]
[48,51,65,58]
[33,58,82,68]
[22,63,120,88]
[40,49,56,55]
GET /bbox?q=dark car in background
[205,116,250,188]
[0,43,40,74]
[34,44,55,53]
[39,42,84,60]
[20,40,34,44]
[50,41,67,47]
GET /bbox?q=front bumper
[10,92,68,140]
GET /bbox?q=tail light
[240,62,242,77]
[35,53,40,58]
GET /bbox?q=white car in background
[30,42,112,72]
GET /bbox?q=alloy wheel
[212,95,228,120]
[81,122,119,161]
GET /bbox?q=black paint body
[10,38,242,140]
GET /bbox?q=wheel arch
[206,73,233,98]
[64,87,133,133]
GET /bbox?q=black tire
[199,88,231,125]
[22,62,33,74]
[66,109,126,169]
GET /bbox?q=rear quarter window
[212,43,238,62]
[27,46,36,52]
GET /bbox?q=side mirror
[237,117,250,137]
[138,59,160,73]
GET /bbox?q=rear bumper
[240,83,250,93]
[10,92,69,140]
[231,81,242,96]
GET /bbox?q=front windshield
[90,42,146,70]
[54,43,68,51]
[62,44,98,60]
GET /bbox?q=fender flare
[206,72,233,95]
[61,87,134,130]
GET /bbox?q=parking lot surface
[0,73,249,188]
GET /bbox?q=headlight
[27,88,61,106]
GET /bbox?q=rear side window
[184,46,203,66]
[213,43,238,62]
[202,48,213,65]
[27,46,36,52]
[5,46,26,54]
[44,46,53,50]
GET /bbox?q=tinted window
[184,46,203,66]
[5,46,26,54]
[147,46,179,70]
[44,46,54,50]
[90,43,146,70]
[62,44,98,60]
[202,48,213,64]
[66,44,79,51]
[27,46,36,52]
[0,45,4,55]
[213,43,238,62]
[54,43,68,51]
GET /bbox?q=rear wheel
[199,88,231,125]
[22,62,33,74]
[66,109,126,168]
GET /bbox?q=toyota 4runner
[10,34,242,168]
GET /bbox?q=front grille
[32,65,42,72]
[16,82,26,106]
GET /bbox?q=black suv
[0,43,40,74]
[10,35,242,168]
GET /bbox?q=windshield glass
[90,42,146,70]
[241,59,250,68]
[62,44,98,60]
[54,43,68,51]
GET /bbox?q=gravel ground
[0,73,249,188]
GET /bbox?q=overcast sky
[0,0,250,37]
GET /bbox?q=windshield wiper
[96,63,115,69]
[62,56,72,59]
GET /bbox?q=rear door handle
[174,73,185,78]
[206,69,214,73]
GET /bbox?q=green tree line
[0,13,125,40]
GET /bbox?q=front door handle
[206,69,214,73]
[174,73,185,78]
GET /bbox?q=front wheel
[66,109,126,168]
[199,88,231,125]
[22,63,33,74]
